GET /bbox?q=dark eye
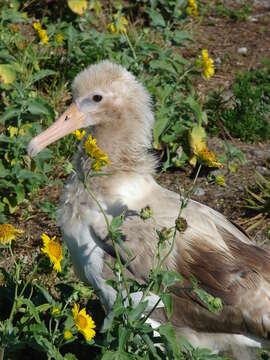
[93,94,103,102]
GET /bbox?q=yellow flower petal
[73,129,86,141]
[68,0,87,15]
[187,0,198,17]
[41,233,63,272]
[72,303,96,341]
[0,64,16,84]
[0,224,24,244]
[84,134,110,170]
[200,49,215,80]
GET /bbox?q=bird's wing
[92,193,270,338]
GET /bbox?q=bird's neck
[89,107,156,176]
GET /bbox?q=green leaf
[15,184,25,204]
[150,60,176,74]
[184,97,203,123]
[118,325,131,352]
[34,283,54,304]
[27,99,52,116]
[128,301,148,323]
[101,351,132,360]
[141,334,162,360]
[160,293,173,318]
[161,271,183,288]
[64,354,78,360]
[30,69,56,84]
[153,110,170,144]
[3,197,18,214]
[19,299,41,323]
[173,30,194,46]
[0,108,20,124]
[158,323,183,359]
[148,9,166,27]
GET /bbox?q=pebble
[211,169,224,177]
[256,166,270,176]
[237,47,248,55]
[194,187,205,196]
[248,16,258,22]
[215,57,222,65]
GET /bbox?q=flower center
[77,315,87,329]
[48,242,62,259]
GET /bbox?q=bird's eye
[92,94,103,102]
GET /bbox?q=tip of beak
[27,139,41,158]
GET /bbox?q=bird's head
[27,61,153,157]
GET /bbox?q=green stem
[0,347,4,360]
[19,262,39,297]
[123,32,136,59]
[83,178,132,307]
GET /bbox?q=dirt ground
[11,0,270,255]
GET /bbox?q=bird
[28,61,270,359]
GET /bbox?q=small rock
[248,16,258,22]
[211,169,224,177]
[237,47,248,55]
[256,166,270,176]
[194,187,205,196]
[215,57,222,65]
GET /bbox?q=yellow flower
[52,307,61,316]
[64,329,73,340]
[215,174,226,187]
[200,49,215,80]
[33,22,49,45]
[8,126,18,138]
[56,34,64,43]
[108,14,128,34]
[39,29,49,44]
[33,22,42,31]
[68,0,87,15]
[0,224,24,244]
[187,0,198,17]
[41,233,63,272]
[84,134,110,170]
[73,129,86,141]
[72,303,96,341]
[196,147,223,168]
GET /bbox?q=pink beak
[27,103,85,157]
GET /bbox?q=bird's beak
[27,102,85,157]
